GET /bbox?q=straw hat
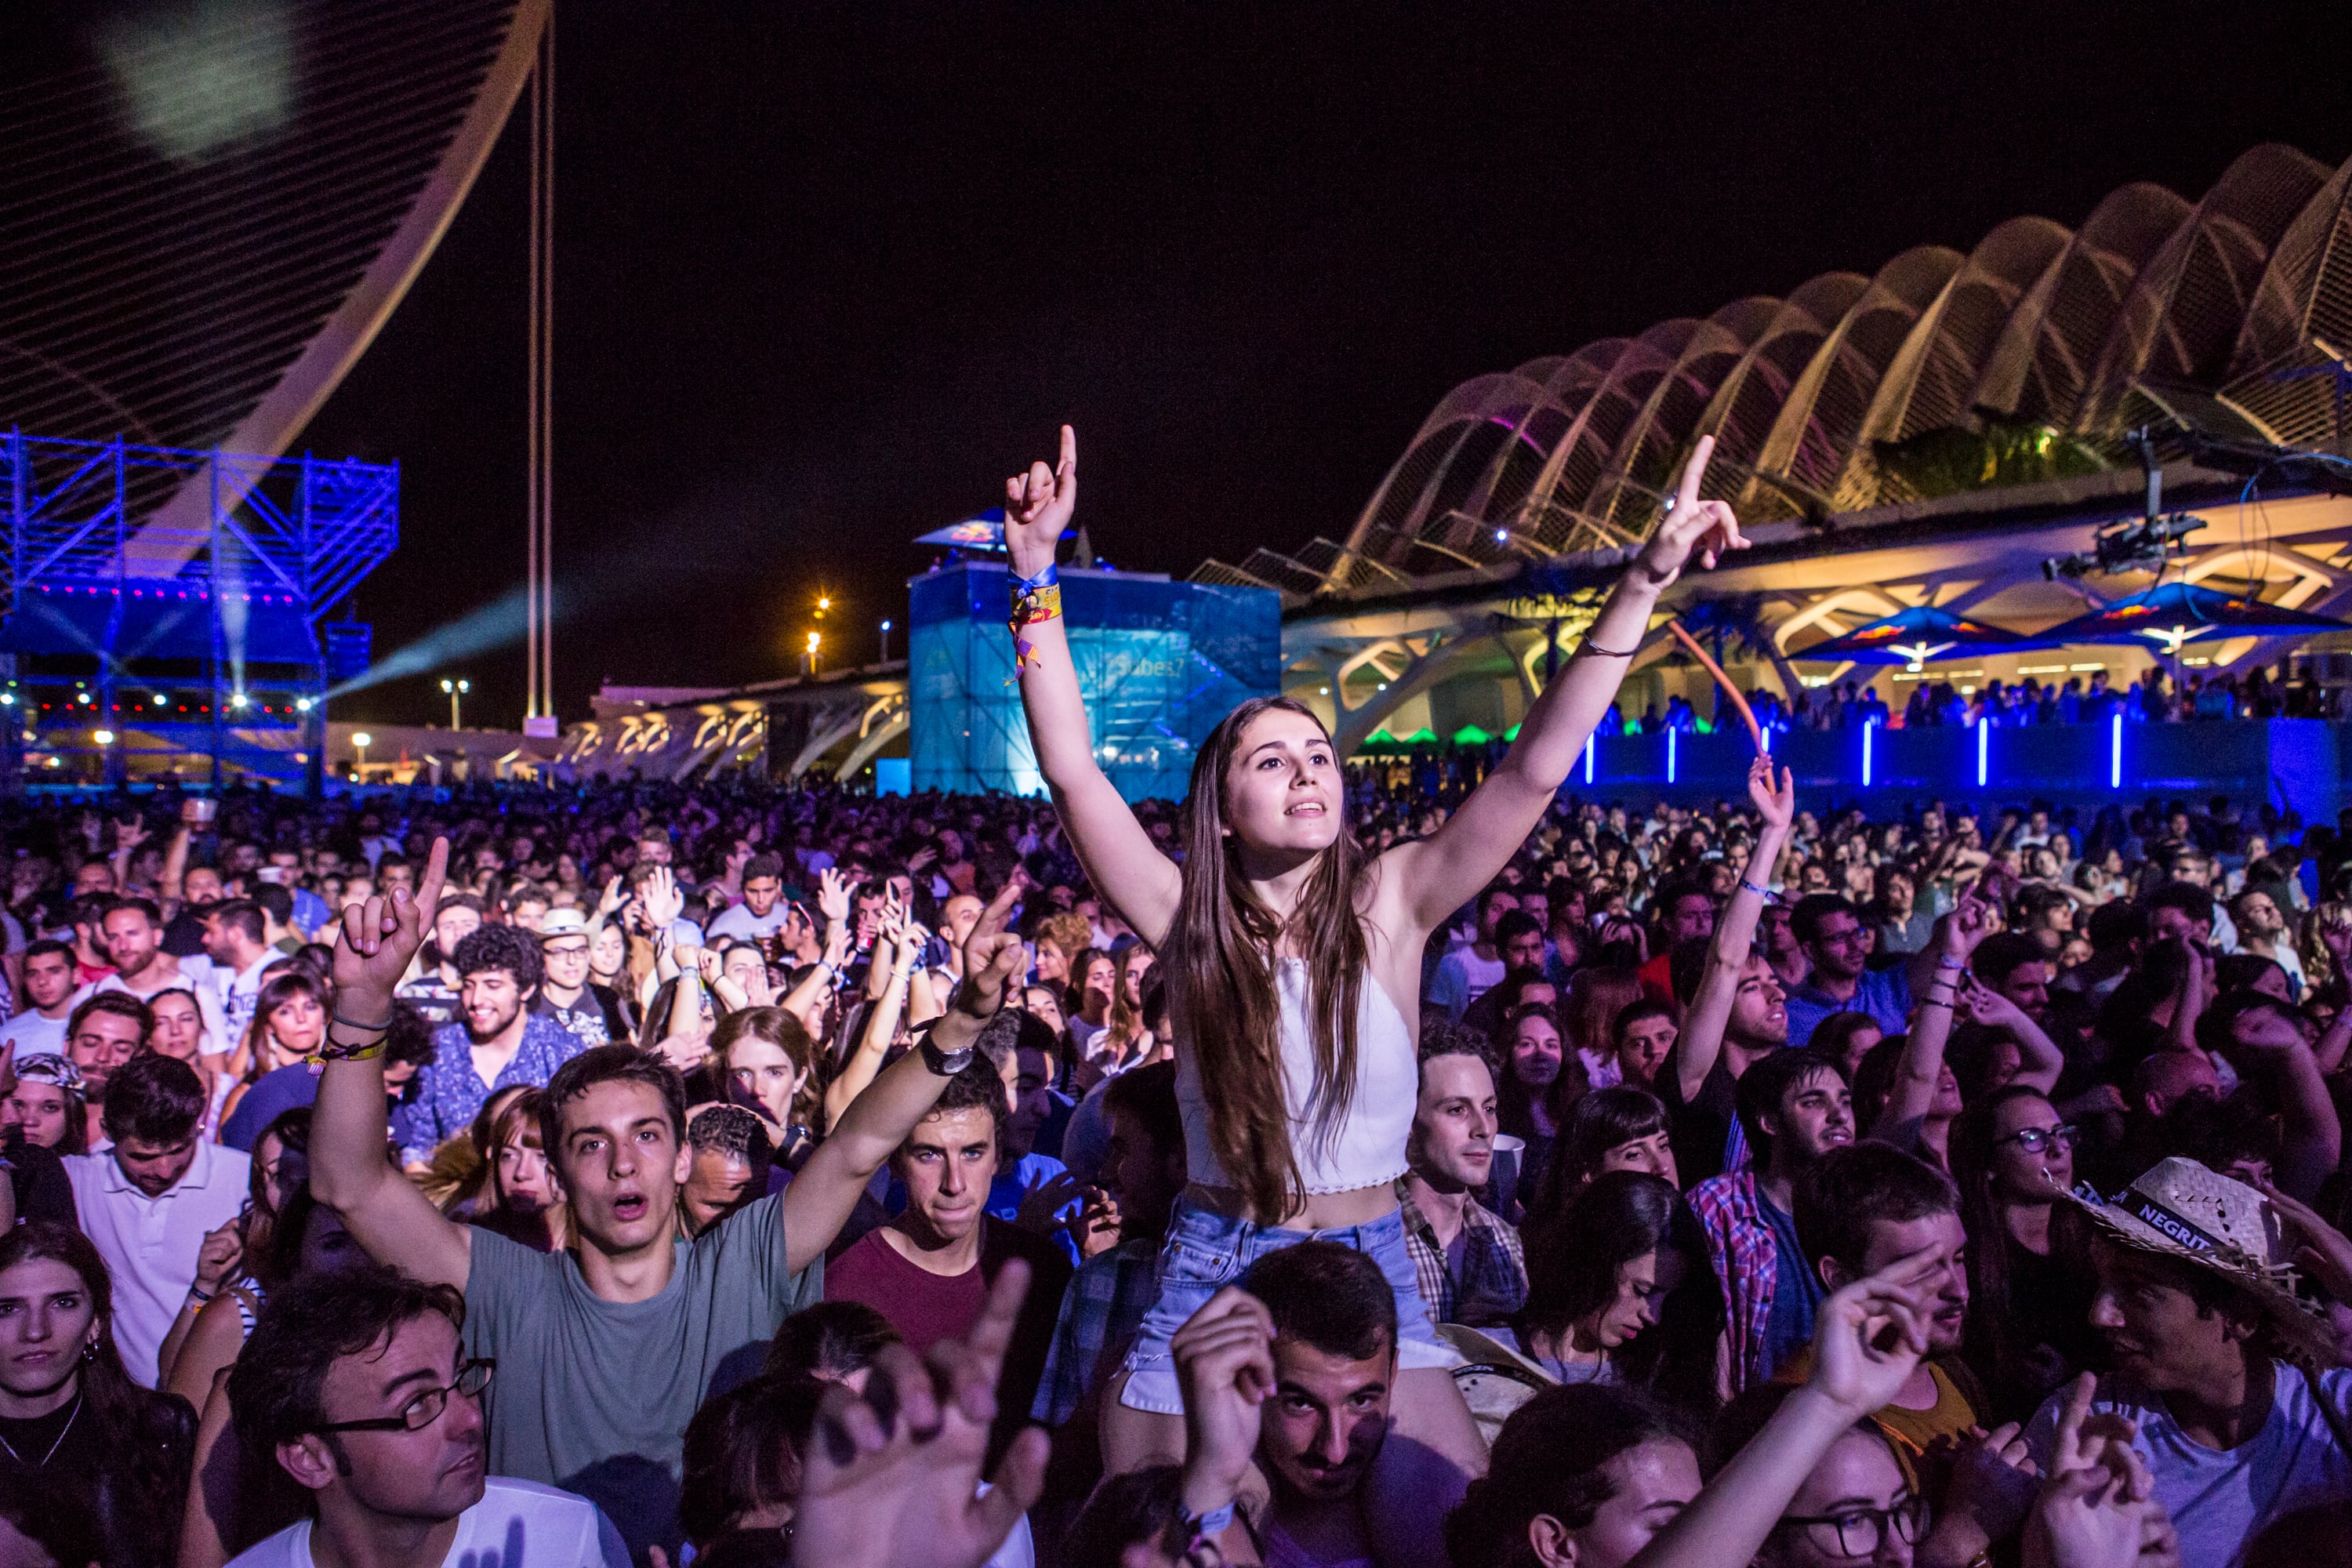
[535,908,590,942]
[2065,1156,2336,1363]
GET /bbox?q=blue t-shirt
[1758,1191,1820,1381]
[1784,963,1914,1049]
[2026,1363,2352,1568]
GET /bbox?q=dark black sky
[300,2,2352,729]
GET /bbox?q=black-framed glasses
[1999,1123,2080,1153]
[312,1359,494,1434]
[1777,1494,1927,1558]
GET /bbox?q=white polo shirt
[65,1138,251,1386]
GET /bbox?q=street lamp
[353,731,372,779]
[440,677,470,729]
[804,630,822,676]
[880,619,894,662]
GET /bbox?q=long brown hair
[1171,696,1369,1222]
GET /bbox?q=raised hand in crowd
[1626,1260,1932,1568]
[2024,1374,2180,1568]
[790,1261,1050,1568]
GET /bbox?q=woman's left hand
[1633,435,1748,588]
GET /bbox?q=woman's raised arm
[1005,426,1181,945]
[1386,436,1749,934]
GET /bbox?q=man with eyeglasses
[532,909,629,1049]
[223,1266,626,1567]
[1784,892,1976,1051]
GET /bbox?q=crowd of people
[1616,658,2333,739]
[0,429,2348,1568]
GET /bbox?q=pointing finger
[1676,434,1716,514]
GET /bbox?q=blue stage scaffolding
[909,563,1280,801]
[0,432,395,793]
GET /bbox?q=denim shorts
[1117,1195,1457,1415]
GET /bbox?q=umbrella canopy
[2032,581,2351,656]
[911,509,1078,551]
[1797,604,2033,667]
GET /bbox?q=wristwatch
[920,1029,976,1077]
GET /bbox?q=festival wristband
[1007,577,1065,681]
[1013,561,1060,593]
[1181,1501,1237,1543]
[331,1010,396,1033]
[1740,878,1773,899]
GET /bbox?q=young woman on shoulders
[1000,426,1748,1568]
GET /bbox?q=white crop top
[1175,957,1418,1196]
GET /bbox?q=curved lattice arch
[1832,218,2076,511]
[1753,245,1965,507]
[2075,143,2332,434]
[1262,146,2352,606]
[1973,182,2193,429]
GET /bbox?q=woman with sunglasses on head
[0,1223,195,1568]
[2,1054,85,1155]
[1949,1086,2099,1422]
[998,425,1749,1567]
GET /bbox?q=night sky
[298,2,2352,730]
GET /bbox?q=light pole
[353,731,372,780]
[441,677,470,729]
[880,619,893,662]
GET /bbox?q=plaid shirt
[1396,1178,1527,1329]
[1030,1236,1159,1427]
[1689,1168,1777,1395]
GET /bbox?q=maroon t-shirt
[825,1216,1073,1446]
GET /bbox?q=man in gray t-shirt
[464,1190,819,1552]
[310,847,1030,1560]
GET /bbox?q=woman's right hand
[1002,425,1077,577]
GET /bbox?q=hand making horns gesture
[1003,425,1076,573]
[1636,434,1750,588]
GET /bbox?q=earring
[81,1342,95,1363]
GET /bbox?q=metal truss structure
[0,432,397,786]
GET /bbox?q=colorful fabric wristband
[1007,574,1065,681]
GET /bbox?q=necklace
[0,1392,81,1469]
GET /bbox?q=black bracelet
[331,1010,396,1032]
[1581,639,1639,659]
